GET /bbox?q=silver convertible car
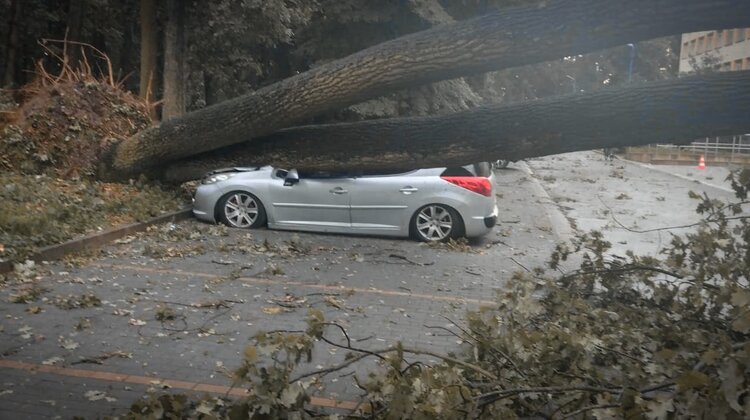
[192,164,498,242]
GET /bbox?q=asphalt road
[0,151,741,418]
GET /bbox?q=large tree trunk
[139,0,157,101]
[163,71,750,182]
[104,0,750,179]
[162,0,186,120]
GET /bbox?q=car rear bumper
[465,205,498,237]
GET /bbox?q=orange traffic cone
[697,155,706,170]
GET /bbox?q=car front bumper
[192,183,224,223]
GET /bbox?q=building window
[725,29,734,46]
[706,33,714,50]
[745,58,750,70]
[697,36,705,53]
[733,59,743,71]
[722,62,732,72]
[690,40,696,55]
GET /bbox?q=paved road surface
[0,151,741,418]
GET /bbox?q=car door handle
[330,187,348,194]
[399,187,418,194]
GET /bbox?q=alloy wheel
[223,192,259,228]
[416,205,453,241]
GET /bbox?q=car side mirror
[284,169,299,186]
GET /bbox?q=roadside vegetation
[0,50,186,263]
[121,172,749,419]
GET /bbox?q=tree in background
[138,0,156,101]
[162,0,185,119]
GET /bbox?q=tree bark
[162,0,185,120]
[139,0,157,101]
[2,0,23,87]
[105,0,750,178]
[162,71,750,182]
[65,0,85,67]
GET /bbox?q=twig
[594,344,643,364]
[510,257,531,273]
[559,265,683,281]
[477,385,620,406]
[598,195,750,233]
[388,253,434,266]
[289,351,373,383]
[440,315,526,379]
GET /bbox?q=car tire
[217,191,267,229]
[411,204,464,242]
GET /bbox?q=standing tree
[2,0,23,87]
[138,0,157,101]
[162,0,185,120]
[65,0,85,66]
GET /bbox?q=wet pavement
[0,151,741,418]
[0,165,559,419]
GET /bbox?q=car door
[266,172,353,233]
[349,170,423,234]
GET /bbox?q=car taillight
[440,176,492,197]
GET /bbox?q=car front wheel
[217,191,266,229]
[411,204,463,242]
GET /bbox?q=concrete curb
[516,161,575,243]
[0,207,193,274]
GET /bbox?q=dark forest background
[0,0,679,122]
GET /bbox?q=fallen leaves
[84,390,117,402]
[112,308,134,316]
[323,295,345,309]
[18,325,33,339]
[59,337,80,350]
[271,293,307,308]
[426,238,477,253]
[26,305,43,314]
[42,356,65,366]
[9,286,47,303]
[262,306,290,315]
[54,293,101,309]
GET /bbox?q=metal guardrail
[652,135,750,156]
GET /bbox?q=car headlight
[202,173,236,184]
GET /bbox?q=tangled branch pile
[0,41,152,177]
[0,44,185,263]
[122,173,750,419]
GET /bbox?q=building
[625,28,750,166]
[679,28,750,73]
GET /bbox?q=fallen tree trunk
[163,71,750,182]
[105,0,750,178]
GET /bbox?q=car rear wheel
[411,204,463,242]
[218,191,266,229]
